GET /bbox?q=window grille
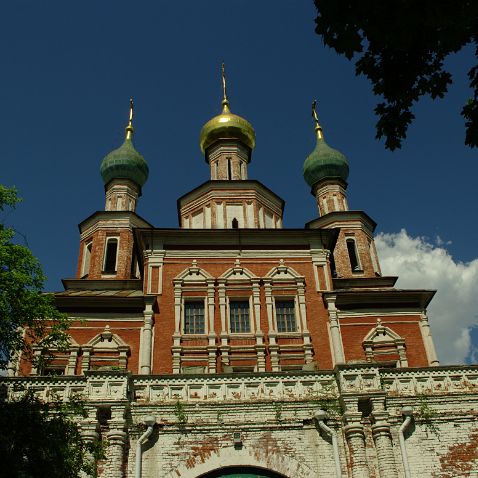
[184,301,205,334]
[276,300,296,333]
[229,301,250,333]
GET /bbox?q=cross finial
[221,62,228,103]
[312,100,324,139]
[125,98,134,140]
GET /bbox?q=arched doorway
[199,466,287,478]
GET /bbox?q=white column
[172,282,182,374]
[264,280,279,371]
[105,405,127,478]
[218,280,230,366]
[66,346,79,375]
[325,295,345,365]
[297,280,313,364]
[81,346,92,373]
[140,296,155,374]
[252,279,265,372]
[344,412,370,478]
[420,312,439,366]
[371,412,398,478]
[80,408,99,478]
[207,279,217,373]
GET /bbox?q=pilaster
[325,295,345,365]
[207,279,217,373]
[80,408,99,478]
[420,312,440,366]
[343,412,370,478]
[371,410,398,478]
[104,405,128,478]
[139,296,155,374]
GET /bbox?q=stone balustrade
[3,365,478,404]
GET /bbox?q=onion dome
[199,63,256,154]
[100,99,149,188]
[303,101,349,188]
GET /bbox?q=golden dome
[199,63,255,154]
[199,99,256,154]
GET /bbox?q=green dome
[303,135,349,188]
[100,138,149,187]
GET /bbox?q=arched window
[232,218,239,229]
[103,238,118,274]
[346,238,361,272]
[81,241,92,278]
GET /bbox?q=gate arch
[198,465,286,477]
[164,446,315,478]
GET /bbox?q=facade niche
[363,319,408,367]
[81,325,130,372]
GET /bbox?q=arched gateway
[163,446,313,478]
[199,466,286,477]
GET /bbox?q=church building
[6,67,478,478]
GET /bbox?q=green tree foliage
[0,185,70,370]
[0,391,103,478]
[314,0,478,150]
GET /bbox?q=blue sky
[2,2,477,363]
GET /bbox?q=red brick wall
[77,229,134,280]
[150,257,334,374]
[333,228,377,279]
[340,315,428,367]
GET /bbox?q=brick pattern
[372,421,398,478]
[313,180,348,216]
[77,228,135,280]
[333,228,378,279]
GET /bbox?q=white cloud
[375,229,478,364]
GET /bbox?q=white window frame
[181,297,208,335]
[274,296,300,334]
[102,236,119,275]
[227,296,254,335]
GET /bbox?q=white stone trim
[362,319,408,367]
[420,312,440,366]
[325,294,345,365]
[164,446,315,478]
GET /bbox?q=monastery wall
[4,365,478,478]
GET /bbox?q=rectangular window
[184,301,205,334]
[229,300,250,333]
[276,300,296,333]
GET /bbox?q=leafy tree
[314,0,478,150]
[0,390,103,478]
[0,185,70,371]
